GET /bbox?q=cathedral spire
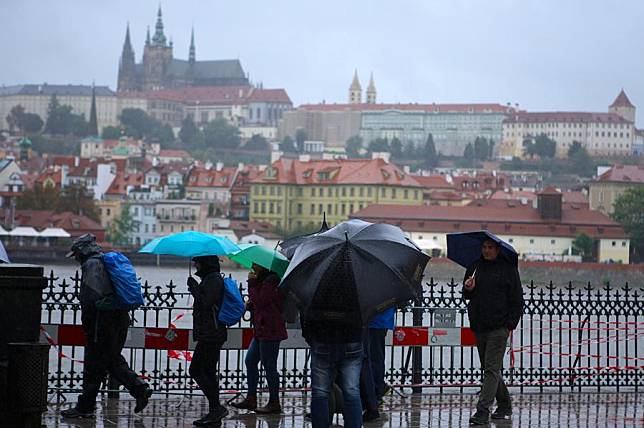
[348,69,362,104]
[189,27,196,63]
[152,5,167,46]
[145,25,151,46]
[88,84,99,137]
[366,72,377,104]
[124,22,133,51]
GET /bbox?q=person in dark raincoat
[187,255,229,426]
[231,264,287,414]
[61,234,152,419]
[463,239,524,425]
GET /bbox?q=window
[269,202,274,214]
[342,188,346,197]
[276,204,281,214]
[622,241,627,247]
[392,189,397,199]
[368,187,373,197]
[350,187,355,197]
[311,188,316,197]
[341,204,346,215]
[349,204,354,213]
[612,241,616,247]
[550,239,556,244]
[297,204,303,215]
[106,208,111,216]
[359,187,364,197]
[261,202,266,214]
[270,186,275,196]
[404,189,408,199]
[327,204,332,214]
[254,202,258,213]
[529,239,534,244]
[318,204,323,215]
[327,188,332,197]
[381,188,386,197]
[310,204,315,215]
[508,238,514,243]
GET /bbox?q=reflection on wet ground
[44,391,643,427]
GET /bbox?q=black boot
[134,386,153,413]
[230,393,257,411]
[194,405,229,426]
[491,407,512,420]
[469,410,490,425]
[61,406,94,419]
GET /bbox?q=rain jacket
[247,272,287,341]
[462,257,524,333]
[190,269,227,343]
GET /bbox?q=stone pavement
[44,391,643,427]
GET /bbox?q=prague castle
[117,7,248,92]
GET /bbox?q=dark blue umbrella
[0,240,9,263]
[446,230,518,268]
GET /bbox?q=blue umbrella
[138,231,240,258]
[0,240,9,263]
[446,230,518,268]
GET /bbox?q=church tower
[117,24,136,92]
[609,89,636,123]
[142,6,173,90]
[348,70,362,104]
[366,72,377,104]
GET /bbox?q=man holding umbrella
[449,233,524,425]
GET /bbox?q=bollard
[0,264,47,426]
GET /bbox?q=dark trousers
[474,327,511,414]
[78,311,145,411]
[245,338,281,400]
[190,340,224,411]
[368,328,387,401]
[360,331,378,411]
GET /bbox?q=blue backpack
[215,276,245,327]
[98,252,145,310]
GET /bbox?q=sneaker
[491,408,512,420]
[134,387,153,413]
[61,407,94,419]
[469,410,490,425]
[194,406,229,426]
[363,408,381,422]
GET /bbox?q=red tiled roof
[537,186,561,195]
[452,173,507,192]
[490,190,537,201]
[503,112,632,124]
[105,172,144,195]
[428,190,467,201]
[249,158,423,187]
[299,103,512,113]
[159,149,192,158]
[413,175,454,190]
[596,164,644,184]
[20,173,38,190]
[247,88,292,104]
[35,168,62,187]
[610,90,634,108]
[185,166,237,188]
[229,220,280,239]
[352,202,627,239]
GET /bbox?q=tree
[6,105,25,133]
[70,113,89,137]
[57,183,100,222]
[22,113,44,134]
[402,140,417,159]
[345,135,363,158]
[526,134,557,158]
[572,233,595,261]
[119,108,154,139]
[203,117,240,149]
[390,137,403,159]
[150,123,175,145]
[45,95,74,135]
[463,142,474,160]
[178,117,198,145]
[474,137,490,161]
[279,135,298,152]
[101,126,122,139]
[567,142,593,177]
[488,139,496,159]
[567,141,583,158]
[295,128,307,152]
[107,204,137,247]
[423,134,438,168]
[17,185,60,210]
[245,134,268,151]
[612,187,644,262]
[368,137,389,153]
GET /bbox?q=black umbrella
[279,219,430,325]
[278,213,330,260]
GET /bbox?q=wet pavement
[44,391,643,427]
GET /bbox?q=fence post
[411,292,423,393]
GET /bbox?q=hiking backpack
[214,276,245,327]
[98,252,145,310]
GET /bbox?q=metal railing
[41,271,643,397]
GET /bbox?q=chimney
[536,187,562,221]
[74,156,80,167]
[403,165,411,174]
[270,151,283,163]
[237,162,245,171]
[215,162,224,171]
[205,160,213,170]
[298,154,311,162]
[371,152,391,163]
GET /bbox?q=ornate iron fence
[41,270,642,398]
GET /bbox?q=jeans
[310,341,363,428]
[77,311,146,411]
[474,327,511,414]
[368,328,387,401]
[189,340,224,412]
[245,338,281,399]
[360,331,378,411]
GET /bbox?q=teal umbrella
[139,231,240,257]
[229,243,290,278]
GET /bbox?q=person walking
[61,234,152,418]
[303,253,363,428]
[368,307,395,405]
[231,264,287,414]
[187,255,229,426]
[463,239,524,425]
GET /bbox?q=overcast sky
[1,0,643,123]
